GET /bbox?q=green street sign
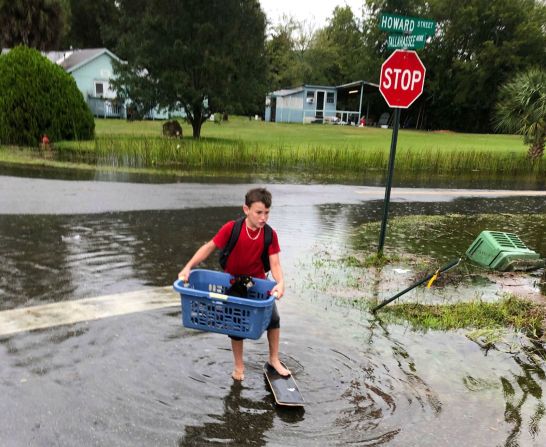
[387,34,426,50]
[380,13,436,36]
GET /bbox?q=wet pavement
[1,174,545,446]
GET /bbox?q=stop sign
[379,50,426,108]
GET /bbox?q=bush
[0,46,94,146]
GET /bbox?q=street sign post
[377,50,426,254]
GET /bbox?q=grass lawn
[94,116,527,155]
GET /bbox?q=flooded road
[1,174,545,446]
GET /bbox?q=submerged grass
[343,253,403,268]
[381,295,546,338]
[353,213,546,265]
[54,135,544,176]
[307,211,546,345]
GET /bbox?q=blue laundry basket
[173,269,276,340]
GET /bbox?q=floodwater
[1,162,545,190]
[1,174,545,446]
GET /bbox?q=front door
[315,91,325,118]
[270,98,276,122]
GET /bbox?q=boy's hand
[178,267,191,283]
[271,282,284,300]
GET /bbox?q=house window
[306,90,315,104]
[326,92,335,103]
[95,82,104,96]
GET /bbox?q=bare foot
[232,369,245,381]
[269,358,291,376]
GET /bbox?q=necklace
[245,223,262,240]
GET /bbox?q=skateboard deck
[263,362,304,407]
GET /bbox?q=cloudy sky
[259,0,364,27]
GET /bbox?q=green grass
[93,117,525,154]
[381,295,546,338]
[342,253,404,268]
[2,116,545,176]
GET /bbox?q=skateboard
[263,362,304,407]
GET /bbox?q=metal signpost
[376,12,435,254]
[377,49,426,254]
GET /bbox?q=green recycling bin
[465,231,540,271]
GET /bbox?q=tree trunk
[191,119,202,139]
[527,136,544,160]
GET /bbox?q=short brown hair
[245,188,272,208]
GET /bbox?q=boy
[178,188,290,381]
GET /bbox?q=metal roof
[269,86,305,97]
[337,80,379,89]
[269,80,379,97]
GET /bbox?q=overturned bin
[466,231,542,271]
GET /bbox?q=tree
[0,0,69,51]
[423,0,546,132]
[309,6,367,85]
[265,17,314,91]
[111,0,267,138]
[494,69,546,160]
[62,0,120,50]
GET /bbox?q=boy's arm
[269,253,285,299]
[178,240,217,281]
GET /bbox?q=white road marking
[0,287,179,337]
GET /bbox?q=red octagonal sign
[380,49,426,109]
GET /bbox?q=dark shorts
[229,302,280,341]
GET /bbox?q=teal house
[45,48,125,117]
[265,81,379,124]
[45,48,184,119]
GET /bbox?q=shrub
[0,45,94,146]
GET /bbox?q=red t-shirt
[213,220,280,279]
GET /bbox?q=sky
[259,0,364,28]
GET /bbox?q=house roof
[44,48,122,73]
[269,86,305,97]
[270,81,379,97]
[304,84,337,90]
[337,80,379,89]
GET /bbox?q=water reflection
[322,197,546,262]
[0,209,233,310]
[1,162,545,189]
[0,215,73,309]
[500,348,546,447]
[179,381,278,446]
